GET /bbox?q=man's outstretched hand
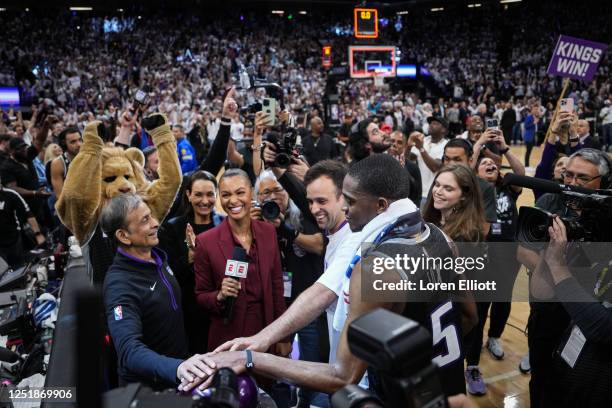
[213,333,270,353]
[178,351,247,392]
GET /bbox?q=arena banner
[547,35,608,82]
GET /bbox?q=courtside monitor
[349,46,397,79]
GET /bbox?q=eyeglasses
[258,186,285,198]
[561,171,601,185]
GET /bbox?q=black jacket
[301,133,338,166]
[103,247,188,389]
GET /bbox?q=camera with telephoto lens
[252,200,281,221]
[331,308,448,408]
[516,191,612,250]
[265,128,301,169]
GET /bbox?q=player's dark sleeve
[198,123,230,175]
[555,277,612,343]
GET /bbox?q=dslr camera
[252,200,281,221]
[265,128,301,169]
[332,308,448,408]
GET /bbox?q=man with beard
[346,118,392,162]
[49,127,82,198]
[408,116,448,206]
[0,133,50,223]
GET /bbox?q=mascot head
[101,147,149,200]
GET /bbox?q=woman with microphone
[193,169,290,354]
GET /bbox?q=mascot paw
[141,114,167,131]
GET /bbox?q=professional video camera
[265,127,301,169]
[331,308,447,408]
[503,174,612,249]
[237,64,284,115]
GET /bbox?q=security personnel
[173,124,198,174]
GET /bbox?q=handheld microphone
[223,247,248,325]
[502,173,605,195]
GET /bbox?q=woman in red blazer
[194,169,288,352]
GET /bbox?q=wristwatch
[245,350,254,371]
[499,147,510,154]
[251,143,265,152]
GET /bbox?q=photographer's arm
[227,139,244,168]
[278,172,317,227]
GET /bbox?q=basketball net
[373,74,384,88]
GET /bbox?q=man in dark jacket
[101,193,215,389]
[302,117,337,166]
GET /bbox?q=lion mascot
[56,114,181,283]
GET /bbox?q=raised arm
[141,114,182,224]
[55,121,104,244]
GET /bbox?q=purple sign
[547,35,608,82]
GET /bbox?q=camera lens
[516,207,553,247]
[275,153,292,168]
[261,201,281,221]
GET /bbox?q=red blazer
[194,218,286,350]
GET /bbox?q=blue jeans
[297,320,330,407]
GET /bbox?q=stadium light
[500,0,522,3]
[396,11,409,15]
[271,10,284,15]
[70,7,93,11]
[468,3,482,7]
[117,8,124,12]
[25,8,30,11]
[431,7,444,12]
[299,11,307,15]
[0,8,6,11]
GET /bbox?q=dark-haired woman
[157,170,224,353]
[194,169,288,353]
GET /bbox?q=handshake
[176,334,291,392]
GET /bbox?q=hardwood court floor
[467,144,539,408]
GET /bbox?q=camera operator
[184,155,476,403]
[531,215,612,407]
[101,193,216,389]
[517,147,612,407]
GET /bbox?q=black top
[404,160,422,207]
[370,219,466,397]
[0,188,32,247]
[478,177,498,224]
[103,248,187,389]
[488,183,520,242]
[301,133,337,166]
